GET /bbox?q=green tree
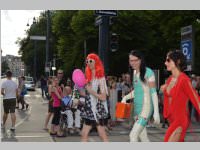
[1,61,10,74]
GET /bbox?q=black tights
[52,107,61,125]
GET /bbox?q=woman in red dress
[161,50,200,142]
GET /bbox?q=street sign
[181,25,192,36]
[181,40,192,61]
[30,36,46,40]
[181,25,194,72]
[95,16,103,26]
[95,10,117,17]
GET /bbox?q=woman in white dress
[80,53,109,142]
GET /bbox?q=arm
[16,88,18,97]
[52,87,62,99]
[86,84,107,101]
[1,88,5,96]
[86,78,108,101]
[121,90,134,103]
[148,75,160,125]
[183,79,200,114]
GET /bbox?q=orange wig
[85,53,105,83]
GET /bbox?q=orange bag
[115,102,131,119]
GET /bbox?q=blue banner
[181,40,192,61]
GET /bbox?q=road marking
[14,135,50,138]
[15,106,32,128]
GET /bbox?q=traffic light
[110,33,118,52]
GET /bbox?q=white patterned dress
[80,77,109,126]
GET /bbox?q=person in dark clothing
[40,75,48,98]
[57,69,67,91]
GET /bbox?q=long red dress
[163,72,200,142]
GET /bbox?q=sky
[1,10,43,56]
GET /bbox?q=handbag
[115,102,131,119]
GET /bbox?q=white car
[25,76,35,91]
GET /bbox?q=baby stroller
[59,96,72,136]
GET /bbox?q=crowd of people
[1,50,200,142]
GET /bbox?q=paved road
[1,85,200,142]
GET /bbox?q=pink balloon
[72,69,86,88]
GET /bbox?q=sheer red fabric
[163,72,200,142]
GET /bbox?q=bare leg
[96,125,109,142]
[3,113,8,126]
[168,127,182,142]
[50,124,56,133]
[81,124,92,142]
[44,112,53,129]
[10,113,16,128]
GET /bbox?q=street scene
[1,10,200,142]
[1,77,200,142]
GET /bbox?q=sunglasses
[166,58,171,62]
[86,59,94,64]
[58,72,63,74]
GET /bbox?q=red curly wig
[85,53,105,83]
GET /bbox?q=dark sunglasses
[166,58,171,62]
[86,59,94,64]
[58,72,63,74]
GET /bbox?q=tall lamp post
[32,17,37,82]
[29,17,46,82]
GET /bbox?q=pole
[49,61,52,76]
[34,40,37,82]
[84,40,87,59]
[45,10,50,77]
[53,58,56,76]
[98,16,109,75]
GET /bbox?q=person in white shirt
[1,71,18,131]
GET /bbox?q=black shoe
[10,127,15,132]
[21,106,25,110]
[26,104,29,110]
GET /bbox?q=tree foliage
[17,10,200,80]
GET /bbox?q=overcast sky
[1,10,43,56]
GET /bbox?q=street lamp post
[45,10,50,77]
[33,17,37,82]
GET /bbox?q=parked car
[25,76,35,91]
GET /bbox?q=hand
[85,84,93,94]
[121,96,127,103]
[61,84,64,88]
[153,113,160,125]
[160,84,167,92]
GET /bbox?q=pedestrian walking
[80,53,109,142]
[43,77,54,130]
[121,50,160,142]
[19,76,29,110]
[1,71,18,131]
[161,50,200,142]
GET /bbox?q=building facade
[1,55,25,77]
